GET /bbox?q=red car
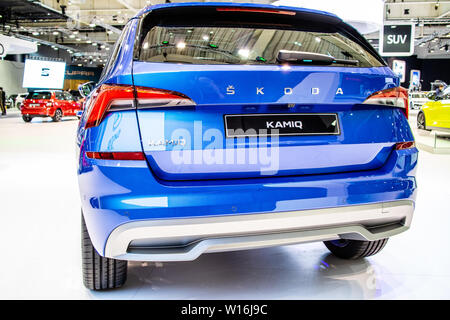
[21,90,81,122]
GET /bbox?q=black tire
[52,109,63,122]
[22,115,32,122]
[82,213,127,290]
[324,238,389,260]
[417,112,429,131]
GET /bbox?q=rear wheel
[417,112,428,130]
[324,238,389,259]
[52,109,63,122]
[82,213,128,290]
[22,115,32,122]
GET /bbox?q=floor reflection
[90,244,387,299]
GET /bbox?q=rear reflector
[395,141,415,150]
[85,152,145,160]
[216,7,296,15]
[84,84,194,129]
[363,86,409,119]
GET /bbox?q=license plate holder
[224,113,340,138]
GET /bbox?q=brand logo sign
[380,23,415,56]
[225,86,344,96]
[41,68,50,77]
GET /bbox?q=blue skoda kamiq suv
[77,2,417,290]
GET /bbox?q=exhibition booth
[0,0,449,302]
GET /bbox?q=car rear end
[21,91,55,118]
[78,3,417,282]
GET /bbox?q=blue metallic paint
[77,2,418,256]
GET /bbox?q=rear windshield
[137,8,384,68]
[26,91,52,100]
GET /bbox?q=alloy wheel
[417,113,425,129]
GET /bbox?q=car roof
[135,1,339,20]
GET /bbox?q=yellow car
[417,88,450,131]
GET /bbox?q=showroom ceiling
[0,0,448,66]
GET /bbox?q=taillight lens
[395,141,415,150]
[86,151,145,160]
[363,87,409,119]
[84,84,194,129]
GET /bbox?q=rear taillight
[395,141,415,150]
[363,87,409,119]
[84,84,194,129]
[86,151,145,160]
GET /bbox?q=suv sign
[380,23,415,57]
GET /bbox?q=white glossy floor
[1,110,450,299]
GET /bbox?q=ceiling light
[238,49,250,59]
[202,35,209,41]
[32,31,39,36]
[52,31,59,35]
[176,42,186,49]
[69,34,75,39]
[76,38,81,41]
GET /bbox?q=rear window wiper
[277,50,359,66]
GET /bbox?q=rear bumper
[21,107,54,117]
[79,146,418,258]
[105,200,414,261]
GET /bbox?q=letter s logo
[41,68,50,77]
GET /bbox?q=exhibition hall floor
[1,110,450,300]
